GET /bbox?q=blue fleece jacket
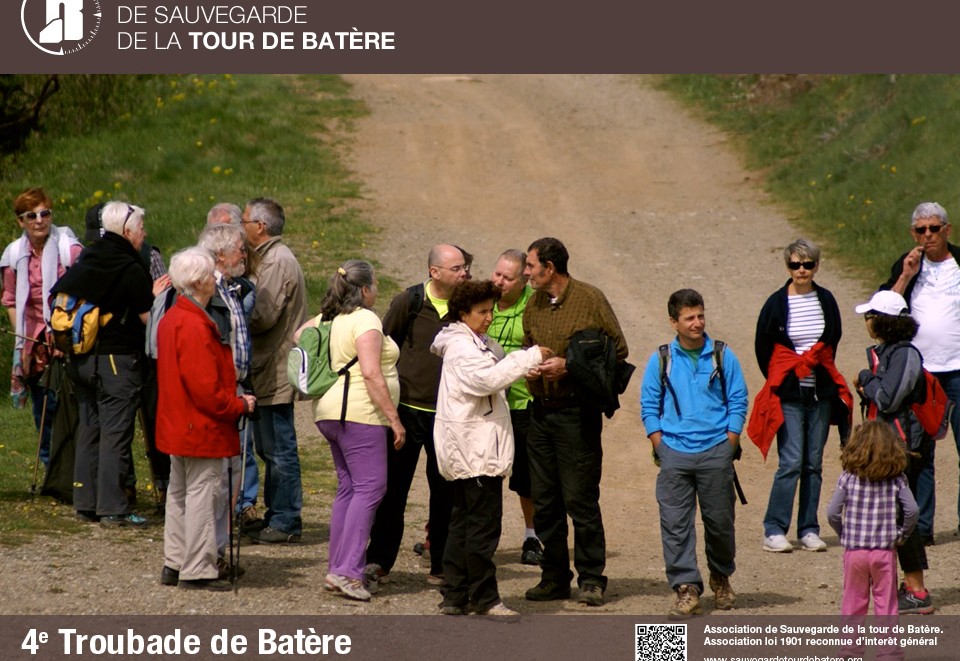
[640,334,749,453]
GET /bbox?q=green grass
[0,74,377,543]
[657,74,960,284]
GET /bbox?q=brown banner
[2,0,960,73]
[0,615,957,660]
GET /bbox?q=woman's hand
[241,394,257,414]
[391,419,406,450]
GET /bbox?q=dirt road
[344,74,960,617]
[3,74,958,618]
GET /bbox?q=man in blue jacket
[640,289,748,618]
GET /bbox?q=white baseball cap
[854,290,909,316]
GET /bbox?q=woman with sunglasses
[853,290,934,614]
[1,188,82,466]
[753,238,846,554]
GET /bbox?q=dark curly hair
[870,313,918,344]
[448,280,500,321]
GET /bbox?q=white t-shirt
[787,291,825,388]
[910,256,960,372]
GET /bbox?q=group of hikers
[2,188,958,636]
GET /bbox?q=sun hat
[854,290,909,316]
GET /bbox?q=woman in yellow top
[295,261,405,601]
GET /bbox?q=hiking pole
[29,364,53,496]
[136,407,164,513]
[1,327,53,348]
[228,458,236,590]
[233,416,251,594]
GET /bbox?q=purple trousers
[316,420,388,580]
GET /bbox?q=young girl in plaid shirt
[827,421,918,617]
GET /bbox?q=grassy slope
[658,74,960,284]
[0,74,373,542]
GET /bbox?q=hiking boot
[577,582,604,606]
[763,534,793,553]
[800,532,827,552]
[427,573,447,587]
[75,510,99,523]
[216,558,245,580]
[669,584,702,618]
[476,601,520,621]
[326,574,372,601]
[100,513,148,528]
[363,563,387,595]
[178,578,233,592]
[898,583,935,614]
[439,602,465,616]
[251,526,300,544]
[524,579,571,601]
[239,505,263,532]
[160,566,179,586]
[709,572,736,610]
[520,537,543,566]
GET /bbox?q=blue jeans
[237,422,260,511]
[763,397,831,538]
[27,374,57,466]
[252,403,302,535]
[923,369,960,534]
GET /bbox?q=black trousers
[897,434,930,574]
[366,406,452,575]
[442,475,504,611]
[527,402,606,589]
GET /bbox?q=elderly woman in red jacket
[156,247,256,592]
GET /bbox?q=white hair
[169,247,215,298]
[101,201,144,235]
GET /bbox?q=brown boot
[709,572,736,610]
[669,584,702,618]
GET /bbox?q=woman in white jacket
[431,280,551,618]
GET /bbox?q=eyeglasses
[913,224,946,234]
[787,260,818,271]
[436,264,470,274]
[18,209,52,222]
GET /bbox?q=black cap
[84,203,106,242]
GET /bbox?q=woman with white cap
[853,289,934,614]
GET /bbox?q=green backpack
[287,319,358,422]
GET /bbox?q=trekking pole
[228,458,235,590]
[29,364,53,496]
[136,407,164,512]
[1,327,53,348]
[233,416,251,594]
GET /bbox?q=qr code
[635,624,686,661]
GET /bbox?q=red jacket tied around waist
[748,342,852,460]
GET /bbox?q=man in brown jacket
[242,198,307,544]
[522,237,628,607]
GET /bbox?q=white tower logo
[21,0,101,55]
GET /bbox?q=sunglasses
[913,224,945,235]
[121,205,135,232]
[18,209,52,221]
[787,260,817,271]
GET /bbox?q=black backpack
[565,328,635,418]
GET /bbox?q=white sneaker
[799,532,827,552]
[763,534,793,553]
[326,574,372,601]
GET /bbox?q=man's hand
[538,356,567,381]
[649,432,662,467]
[894,246,925,293]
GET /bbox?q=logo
[21,0,102,55]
